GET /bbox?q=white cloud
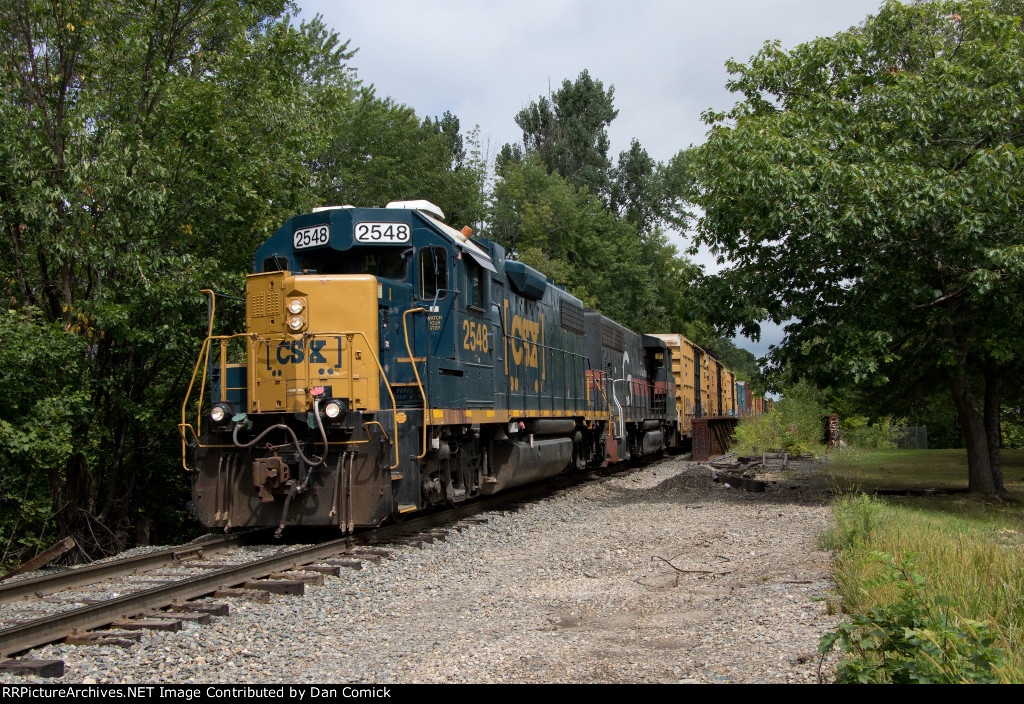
[303,0,881,160]
[299,0,885,356]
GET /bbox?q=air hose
[231,400,329,468]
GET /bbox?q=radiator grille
[392,386,423,408]
[560,301,584,334]
[601,323,625,352]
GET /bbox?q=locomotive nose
[245,272,380,415]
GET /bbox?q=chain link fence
[891,425,928,450]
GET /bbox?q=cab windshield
[278,248,410,279]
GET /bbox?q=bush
[820,553,1008,683]
[842,415,901,449]
[731,380,826,455]
[732,407,784,455]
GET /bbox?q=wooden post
[0,537,76,581]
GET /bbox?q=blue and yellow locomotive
[180,200,684,532]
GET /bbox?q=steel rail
[0,537,356,657]
[0,463,647,658]
[0,532,265,604]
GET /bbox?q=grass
[820,449,1024,681]
[825,447,1024,493]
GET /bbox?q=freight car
[180,200,694,533]
[651,333,747,458]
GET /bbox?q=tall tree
[609,139,660,235]
[492,71,717,341]
[489,158,656,324]
[685,0,1024,492]
[311,96,485,228]
[513,70,618,198]
[0,0,356,560]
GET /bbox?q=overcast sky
[298,0,886,357]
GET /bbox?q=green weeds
[820,553,1008,683]
[822,491,1024,682]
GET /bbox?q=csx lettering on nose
[276,339,329,364]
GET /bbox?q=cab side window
[417,247,448,300]
[466,259,483,309]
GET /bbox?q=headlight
[324,400,343,419]
[210,403,231,423]
[287,315,305,331]
[287,298,304,314]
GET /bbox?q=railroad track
[0,462,645,677]
[0,532,262,605]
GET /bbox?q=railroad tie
[149,610,211,625]
[109,618,183,632]
[321,559,363,570]
[0,659,64,677]
[242,579,304,596]
[268,571,325,587]
[212,588,271,604]
[167,602,230,617]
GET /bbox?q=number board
[354,222,411,244]
[293,225,330,249]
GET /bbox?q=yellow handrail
[299,330,401,471]
[347,331,400,470]
[364,420,390,443]
[402,308,429,459]
[179,331,254,470]
[181,295,406,472]
[180,290,216,470]
[586,371,612,416]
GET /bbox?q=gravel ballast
[3,456,839,684]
